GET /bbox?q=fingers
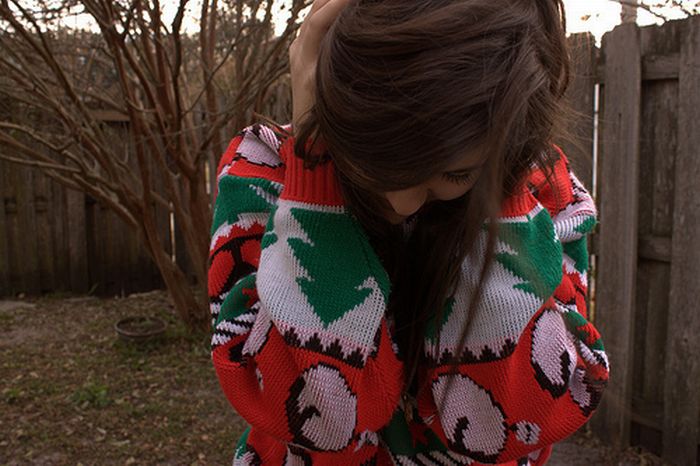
[300,0,352,45]
[289,0,351,132]
[308,0,334,16]
[298,0,333,38]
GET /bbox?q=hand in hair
[290,0,351,135]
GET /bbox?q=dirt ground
[0,290,668,465]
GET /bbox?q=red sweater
[208,123,609,465]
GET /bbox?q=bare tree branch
[610,0,700,20]
[0,0,303,330]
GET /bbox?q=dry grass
[0,289,246,465]
[0,289,668,465]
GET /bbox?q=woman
[208,0,609,464]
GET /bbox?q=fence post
[662,15,700,466]
[590,22,641,448]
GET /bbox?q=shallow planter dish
[115,316,166,343]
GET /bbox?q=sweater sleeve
[208,125,404,460]
[415,147,609,465]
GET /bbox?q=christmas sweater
[208,123,609,466]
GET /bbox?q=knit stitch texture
[208,123,609,466]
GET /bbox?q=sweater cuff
[279,136,346,207]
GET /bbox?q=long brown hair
[264,0,573,409]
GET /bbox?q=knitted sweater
[208,123,609,466]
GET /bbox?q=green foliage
[71,381,112,409]
[3,387,22,404]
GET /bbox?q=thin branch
[610,0,698,20]
[612,0,669,20]
[0,151,80,173]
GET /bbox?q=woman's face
[380,151,485,224]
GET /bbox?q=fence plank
[66,187,88,293]
[640,23,680,415]
[115,122,142,294]
[103,204,119,296]
[663,15,700,466]
[562,33,596,190]
[19,162,41,294]
[0,159,10,295]
[3,161,42,295]
[590,23,641,448]
[2,164,20,295]
[49,170,70,291]
[32,164,56,293]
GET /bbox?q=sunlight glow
[54,1,695,43]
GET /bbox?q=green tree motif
[211,177,281,236]
[287,208,385,326]
[575,216,597,235]
[261,205,279,251]
[425,297,455,344]
[495,209,562,300]
[563,237,589,274]
[381,407,449,456]
[562,215,596,273]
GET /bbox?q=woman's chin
[383,211,411,225]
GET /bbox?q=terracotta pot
[114,316,166,343]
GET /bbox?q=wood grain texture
[562,32,597,190]
[636,19,680,419]
[19,161,40,294]
[590,22,642,448]
[637,235,671,263]
[51,167,69,291]
[597,53,679,83]
[33,160,55,293]
[66,186,88,294]
[0,158,9,295]
[662,15,700,466]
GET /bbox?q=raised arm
[209,124,404,464]
[414,147,609,465]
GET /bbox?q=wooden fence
[0,82,290,299]
[0,118,195,298]
[562,17,700,466]
[1,16,699,465]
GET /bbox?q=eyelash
[441,172,475,185]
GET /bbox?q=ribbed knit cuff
[279,136,346,207]
[500,182,540,218]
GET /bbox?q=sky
[57,0,694,44]
[563,0,690,41]
[270,0,684,42]
[263,0,697,45]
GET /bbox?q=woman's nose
[384,186,428,217]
